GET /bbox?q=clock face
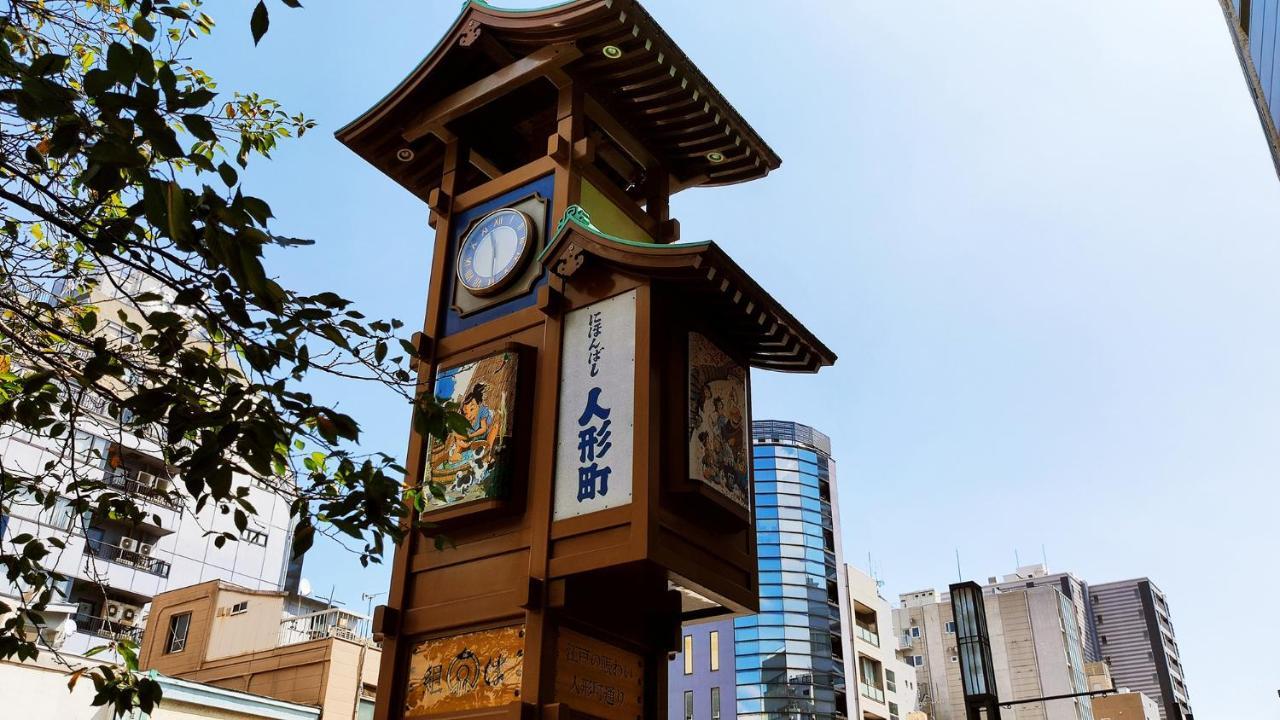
[456,208,534,296]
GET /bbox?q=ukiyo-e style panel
[403,625,525,717]
[424,351,519,511]
[688,332,750,511]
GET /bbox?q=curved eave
[542,216,835,374]
[336,0,780,199]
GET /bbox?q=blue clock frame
[444,174,554,335]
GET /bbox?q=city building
[845,565,917,720]
[1,648,320,720]
[1089,579,1192,720]
[138,579,380,719]
[0,268,300,658]
[669,420,852,720]
[895,577,1094,720]
[670,619,736,720]
[1091,692,1161,720]
[1217,0,1280,178]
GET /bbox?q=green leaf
[165,182,192,244]
[182,114,217,142]
[250,1,270,45]
[217,162,238,188]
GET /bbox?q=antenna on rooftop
[1042,543,1048,569]
[1015,548,1021,568]
[955,548,962,581]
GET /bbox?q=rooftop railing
[279,608,375,647]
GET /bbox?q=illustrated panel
[424,350,519,511]
[687,332,750,511]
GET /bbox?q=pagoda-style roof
[337,0,781,201]
[542,207,835,373]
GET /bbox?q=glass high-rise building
[1219,1,1280,177]
[672,420,852,720]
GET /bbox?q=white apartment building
[0,273,299,657]
[845,565,918,720]
[894,576,1094,720]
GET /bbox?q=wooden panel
[404,625,526,718]
[554,628,643,720]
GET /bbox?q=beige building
[0,650,319,720]
[845,565,918,720]
[893,581,1093,720]
[138,580,380,719]
[1091,693,1161,720]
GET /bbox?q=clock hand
[487,232,497,278]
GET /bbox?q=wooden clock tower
[337,3,835,720]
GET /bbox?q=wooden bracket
[547,133,572,164]
[536,284,564,316]
[572,136,597,164]
[551,243,586,279]
[518,577,544,610]
[428,187,452,216]
[459,18,483,47]
[371,604,400,641]
[547,578,567,609]
[408,331,434,371]
[660,218,680,244]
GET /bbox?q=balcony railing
[85,539,172,578]
[104,468,181,510]
[855,623,880,647]
[279,608,375,647]
[859,682,885,704]
[73,613,142,643]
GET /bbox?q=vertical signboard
[553,289,636,521]
[554,628,644,720]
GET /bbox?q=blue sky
[198,1,1279,716]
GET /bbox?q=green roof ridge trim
[540,204,710,263]
[471,0,584,14]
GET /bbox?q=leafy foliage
[0,1,459,714]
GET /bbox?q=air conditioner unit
[136,471,156,487]
[122,607,137,623]
[106,602,122,619]
[138,544,153,556]
[152,477,172,493]
[119,538,137,552]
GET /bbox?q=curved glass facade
[734,420,848,720]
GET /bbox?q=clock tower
[337,3,836,720]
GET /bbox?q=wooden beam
[402,43,582,143]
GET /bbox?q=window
[241,528,267,546]
[945,621,956,634]
[683,690,693,720]
[889,701,900,720]
[910,626,921,638]
[908,655,924,667]
[229,601,249,615]
[710,687,720,720]
[683,635,693,675]
[950,655,958,663]
[165,612,191,654]
[1101,635,1108,645]
[886,669,896,693]
[709,630,720,672]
